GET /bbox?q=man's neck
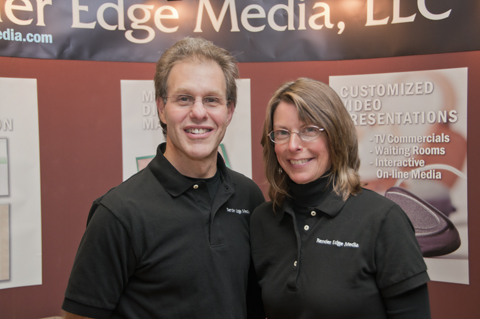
[163,145,218,179]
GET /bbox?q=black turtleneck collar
[287,172,331,208]
[275,171,348,221]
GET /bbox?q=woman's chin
[289,174,316,185]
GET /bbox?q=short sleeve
[375,204,429,298]
[63,204,136,317]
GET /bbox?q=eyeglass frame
[162,94,229,108]
[268,125,326,144]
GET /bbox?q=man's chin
[185,145,218,161]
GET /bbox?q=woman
[250,78,431,319]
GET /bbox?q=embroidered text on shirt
[226,207,250,214]
[316,238,359,248]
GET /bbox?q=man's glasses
[268,125,325,144]
[164,94,227,108]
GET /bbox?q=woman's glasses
[268,125,325,144]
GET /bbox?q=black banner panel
[0,0,478,62]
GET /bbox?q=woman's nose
[287,133,303,152]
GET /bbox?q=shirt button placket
[287,259,299,290]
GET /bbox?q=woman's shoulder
[346,187,402,218]
[252,201,274,214]
[353,187,397,205]
[251,201,276,222]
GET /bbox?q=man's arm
[62,204,134,318]
[64,311,92,319]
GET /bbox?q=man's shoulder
[226,168,259,189]
[224,168,265,205]
[93,169,164,214]
[110,168,161,195]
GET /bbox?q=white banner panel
[0,78,42,289]
[330,68,468,284]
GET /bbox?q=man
[62,37,265,319]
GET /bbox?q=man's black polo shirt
[63,143,265,318]
[250,177,429,319]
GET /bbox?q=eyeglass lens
[269,126,324,143]
[168,94,226,108]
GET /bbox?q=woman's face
[273,101,331,184]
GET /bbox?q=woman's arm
[384,284,431,319]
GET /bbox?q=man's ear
[226,101,235,125]
[156,98,166,124]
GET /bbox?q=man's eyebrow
[171,87,225,97]
[169,88,190,95]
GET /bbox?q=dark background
[0,0,479,62]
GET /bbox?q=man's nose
[190,98,208,119]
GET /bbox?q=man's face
[157,60,234,177]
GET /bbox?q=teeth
[187,128,209,134]
[290,159,309,165]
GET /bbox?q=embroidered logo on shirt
[316,238,359,248]
[226,207,250,215]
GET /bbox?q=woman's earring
[278,167,283,174]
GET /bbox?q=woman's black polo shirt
[250,178,429,319]
[63,143,265,318]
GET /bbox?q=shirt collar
[147,143,232,197]
[275,174,347,221]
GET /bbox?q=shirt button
[193,184,199,189]
[304,225,310,231]
[294,261,297,267]
[311,211,316,216]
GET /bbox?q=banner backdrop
[0,0,478,63]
